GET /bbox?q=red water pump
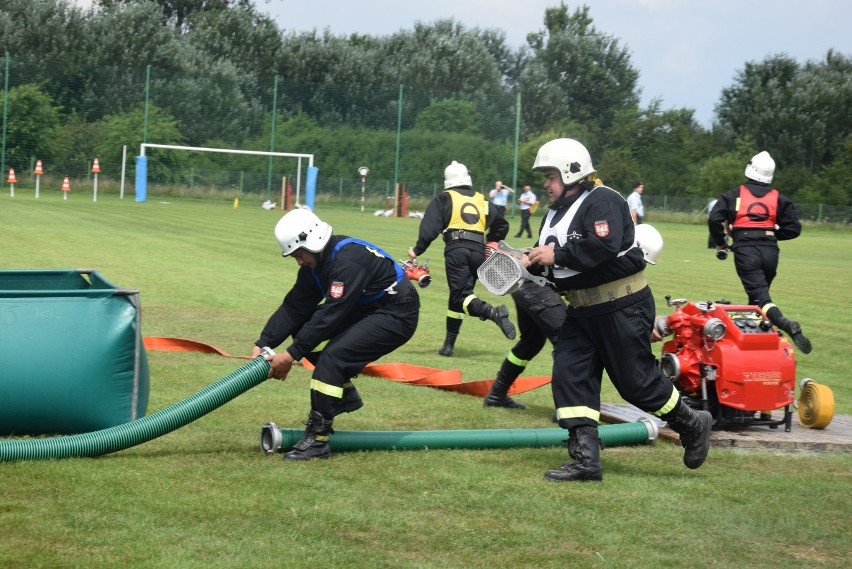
[400,258,431,288]
[655,297,796,431]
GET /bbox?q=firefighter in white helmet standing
[408,160,515,357]
[252,209,420,461]
[708,150,811,353]
[522,138,712,482]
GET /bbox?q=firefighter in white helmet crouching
[252,209,420,461]
[522,138,712,482]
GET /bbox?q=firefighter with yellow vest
[408,160,515,356]
[709,150,811,353]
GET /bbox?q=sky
[259,0,852,128]
[70,0,852,128]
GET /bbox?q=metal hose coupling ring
[257,346,276,359]
[260,421,283,455]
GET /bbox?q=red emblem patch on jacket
[329,281,345,299]
[594,220,610,238]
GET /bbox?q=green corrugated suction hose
[0,356,271,462]
[261,418,657,454]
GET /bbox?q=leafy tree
[379,20,505,100]
[51,111,101,177]
[274,30,397,129]
[520,3,640,135]
[377,19,513,137]
[413,99,478,135]
[716,50,852,177]
[93,103,188,182]
[605,101,712,196]
[797,137,852,205]
[1,84,61,172]
[0,0,93,120]
[187,3,282,77]
[685,139,757,199]
[95,0,258,32]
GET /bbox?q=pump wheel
[797,379,835,429]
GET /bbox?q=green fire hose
[260,418,658,454]
[0,356,271,462]
[2,350,657,462]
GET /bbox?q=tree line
[0,0,849,204]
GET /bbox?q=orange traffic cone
[34,160,44,176]
[61,176,71,200]
[92,158,101,173]
[7,168,16,198]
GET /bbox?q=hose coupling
[257,346,276,359]
[260,421,283,455]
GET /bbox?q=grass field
[1,190,850,568]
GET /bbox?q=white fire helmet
[443,160,472,189]
[532,138,596,186]
[744,151,775,184]
[634,223,663,265]
[274,209,333,256]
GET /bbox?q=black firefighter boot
[483,360,526,409]
[765,306,812,354]
[284,410,334,461]
[438,332,458,357]
[480,304,516,340]
[544,426,603,482]
[664,401,713,469]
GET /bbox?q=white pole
[93,173,98,202]
[35,175,40,199]
[296,157,302,207]
[120,145,127,199]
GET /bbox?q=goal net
[133,143,315,205]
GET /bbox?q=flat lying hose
[0,357,270,462]
[144,337,553,397]
[261,420,657,454]
[797,379,835,429]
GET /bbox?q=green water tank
[0,269,149,435]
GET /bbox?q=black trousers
[309,287,420,415]
[444,244,486,314]
[732,244,779,306]
[551,287,674,430]
[515,209,532,238]
[510,282,565,360]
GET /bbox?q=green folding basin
[0,269,149,435]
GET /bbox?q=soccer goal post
[134,143,315,205]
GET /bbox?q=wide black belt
[444,230,486,244]
[732,228,775,239]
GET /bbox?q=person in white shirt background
[514,184,537,238]
[627,181,644,224]
[489,180,514,218]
